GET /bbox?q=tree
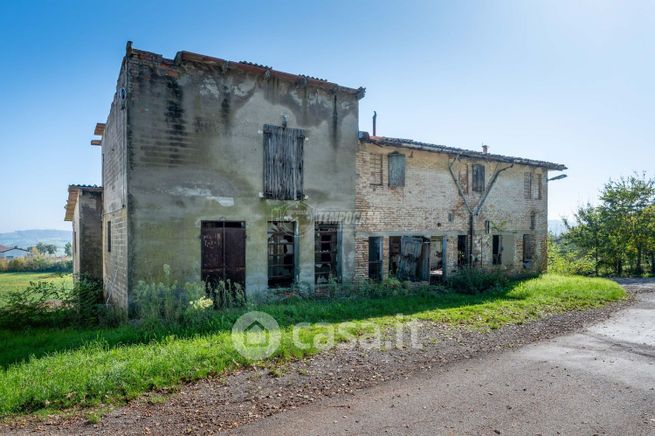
[564,172,655,276]
[35,242,58,256]
[64,242,72,257]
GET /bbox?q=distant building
[64,185,103,280]
[0,247,31,259]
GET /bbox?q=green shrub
[446,267,509,294]
[0,275,104,329]
[0,256,72,273]
[547,236,596,276]
[130,265,217,325]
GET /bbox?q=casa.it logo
[232,311,281,360]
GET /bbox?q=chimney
[372,111,377,136]
[482,144,489,154]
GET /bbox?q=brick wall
[102,62,129,310]
[354,141,549,281]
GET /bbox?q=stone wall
[354,141,549,281]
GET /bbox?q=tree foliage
[561,172,655,276]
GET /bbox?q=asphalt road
[234,286,655,435]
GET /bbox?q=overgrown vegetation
[559,172,655,276]
[0,274,625,417]
[446,267,510,294]
[0,255,72,273]
[0,276,103,329]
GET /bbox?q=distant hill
[548,219,568,236]
[0,229,72,254]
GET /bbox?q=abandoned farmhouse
[65,43,566,310]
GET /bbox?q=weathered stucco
[84,43,565,311]
[99,46,362,309]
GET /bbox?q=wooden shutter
[472,164,485,192]
[524,172,533,199]
[263,125,304,200]
[388,152,405,187]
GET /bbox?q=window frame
[267,221,296,288]
[369,153,383,186]
[472,164,486,193]
[263,124,305,200]
[387,152,406,188]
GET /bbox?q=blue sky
[0,0,653,232]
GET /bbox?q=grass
[0,272,72,305]
[0,274,625,417]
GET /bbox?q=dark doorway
[268,221,296,288]
[201,221,246,295]
[368,237,383,281]
[389,236,401,276]
[315,223,339,285]
[493,235,503,265]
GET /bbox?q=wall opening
[268,221,296,287]
[368,237,383,281]
[492,235,503,265]
[457,235,468,267]
[523,233,535,268]
[388,152,406,187]
[393,236,430,281]
[315,223,339,285]
[263,125,305,200]
[106,221,111,253]
[472,164,485,192]
[201,221,246,297]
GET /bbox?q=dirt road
[234,281,655,435]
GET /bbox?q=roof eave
[362,137,566,171]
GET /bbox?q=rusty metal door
[201,221,246,289]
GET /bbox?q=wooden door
[201,221,246,290]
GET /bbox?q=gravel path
[3,282,641,435]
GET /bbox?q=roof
[0,244,8,252]
[360,133,567,171]
[126,42,366,99]
[0,246,29,254]
[64,184,103,221]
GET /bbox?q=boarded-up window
[523,234,535,266]
[263,125,304,200]
[369,154,383,186]
[459,165,469,194]
[388,152,405,187]
[524,172,533,199]
[472,164,485,192]
[368,237,383,281]
[535,173,543,200]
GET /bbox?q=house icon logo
[232,311,281,360]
